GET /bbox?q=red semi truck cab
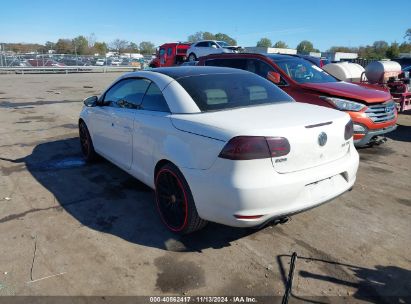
[149,42,191,68]
[199,53,397,147]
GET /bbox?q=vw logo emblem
[318,132,327,147]
[385,106,391,113]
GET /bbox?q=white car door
[130,81,172,185]
[195,41,210,58]
[95,78,151,170]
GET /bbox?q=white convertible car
[79,67,359,234]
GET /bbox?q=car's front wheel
[155,163,207,234]
[79,121,97,162]
[188,53,197,62]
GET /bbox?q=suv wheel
[188,53,197,62]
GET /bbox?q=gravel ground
[0,73,410,303]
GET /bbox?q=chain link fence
[0,52,154,73]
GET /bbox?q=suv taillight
[219,136,290,160]
[344,120,353,140]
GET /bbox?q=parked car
[27,59,66,67]
[199,53,398,147]
[149,42,192,68]
[120,58,131,66]
[110,58,122,66]
[79,66,359,234]
[8,60,31,67]
[95,58,106,66]
[187,40,241,62]
[59,58,87,66]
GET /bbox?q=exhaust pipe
[256,216,291,229]
[275,216,290,225]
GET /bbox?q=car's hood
[222,46,242,52]
[171,102,347,141]
[300,81,392,104]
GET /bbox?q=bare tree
[111,39,129,54]
[88,33,97,48]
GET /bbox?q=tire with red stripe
[155,163,207,234]
[79,121,97,162]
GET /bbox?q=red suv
[198,53,397,147]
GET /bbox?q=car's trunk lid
[171,103,351,173]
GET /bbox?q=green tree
[188,31,205,42]
[399,42,411,53]
[126,42,139,52]
[373,40,389,58]
[55,39,72,54]
[44,41,55,51]
[328,46,358,53]
[273,41,288,48]
[139,41,155,55]
[405,28,411,42]
[256,38,272,48]
[202,32,215,40]
[386,42,400,59]
[187,32,236,45]
[93,42,108,55]
[214,33,237,45]
[296,40,315,54]
[72,35,89,55]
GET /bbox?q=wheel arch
[154,159,174,183]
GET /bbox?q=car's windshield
[176,73,294,112]
[217,41,230,47]
[271,58,337,83]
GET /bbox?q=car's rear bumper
[181,144,359,227]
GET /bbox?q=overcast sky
[1,0,409,50]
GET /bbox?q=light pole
[0,44,3,67]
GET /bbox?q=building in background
[322,52,358,62]
[243,47,297,55]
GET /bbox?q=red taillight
[266,137,291,157]
[219,136,290,160]
[344,120,353,140]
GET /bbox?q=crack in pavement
[0,196,93,224]
[30,236,37,281]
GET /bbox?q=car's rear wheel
[155,163,207,234]
[188,53,197,62]
[79,121,96,162]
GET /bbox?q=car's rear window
[176,73,293,112]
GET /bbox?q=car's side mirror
[267,71,281,84]
[83,96,98,107]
